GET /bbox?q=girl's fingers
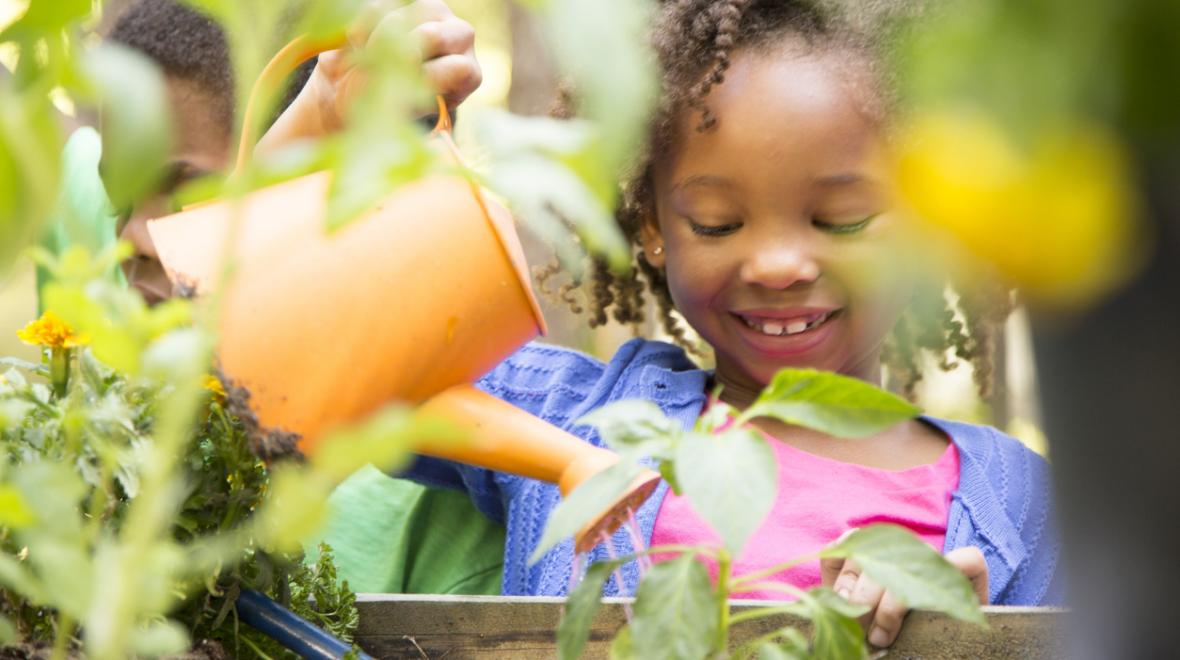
[423,53,482,106]
[413,17,476,62]
[819,556,845,588]
[820,528,858,588]
[867,589,908,648]
[848,571,886,632]
[830,557,862,600]
[945,546,990,604]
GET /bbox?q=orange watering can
[146,35,657,552]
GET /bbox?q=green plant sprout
[541,370,985,659]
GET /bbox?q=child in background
[403,0,1060,648]
[87,0,507,596]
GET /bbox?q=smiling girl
[409,0,1059,648]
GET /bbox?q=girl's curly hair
[539,0,1013,400]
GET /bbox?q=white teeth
[743,312,834,336]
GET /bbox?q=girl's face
[645,47,915,397]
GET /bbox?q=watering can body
[148,146,659,551]
[150,169,545,449]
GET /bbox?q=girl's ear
[639,207,666,269]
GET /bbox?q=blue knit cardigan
[405,338,1062,605]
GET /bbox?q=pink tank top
[650,426,960,599]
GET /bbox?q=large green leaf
[675,429,776,555]
[821,524,986,624]
[310,406,458,483]
[632,553,720,660]
[83,43,173,210]
[531,460,641,563]
[0,0,89,38]
[0,87,61,270]
[558,559,621,660]
[545,0,657,173]
[576,399,679,459]
[609,624,635,660]
[743,369,921,439]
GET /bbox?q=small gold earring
[652,246,664,256]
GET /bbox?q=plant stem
[729,551,821,590]
[716,549,732,654]
[733,581,810,600]
[49,347,69,399]
[728,605,799,626]
[50,612,74,660]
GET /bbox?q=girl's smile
[643,45,915,396]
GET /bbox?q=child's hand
[820,545,989,649]
[259,0,480,150]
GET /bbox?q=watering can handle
[235,34,452,173]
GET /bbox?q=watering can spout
[416,385,661,552]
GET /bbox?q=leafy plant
[544,370,985,659]
[0,248,449,658]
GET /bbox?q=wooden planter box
[353,595,1066,659]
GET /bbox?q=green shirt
[313,466,505,594]
[35,127,122,307]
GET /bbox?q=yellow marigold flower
[204,374,227,401]
[896,108,1142,309]
[16,311,88,349]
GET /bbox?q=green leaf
[256,467,332,554]
[821,525,986,624]
[544,0,657,174]
[0,616,15,645]
[0,485,35,528]
[675,429,776,555]
[609,624,635,660]
[558,560,621,660]
[576,399,679,458]
[130,619,191,657]
[310,405,456,482]
[757,637,808,660]
[0,0,89,38]
[83,43,173,209]
[804,588,868,660]
[0,86,62,270]
[531,460,642,563]
[632,553,719,660]
[744,369,921,439]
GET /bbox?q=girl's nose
[740,240,821,290]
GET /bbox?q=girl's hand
[259,0,480,151]
[820,545,989,649]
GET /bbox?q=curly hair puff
[539,0,1013,400]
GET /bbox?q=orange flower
[16,311,88,350]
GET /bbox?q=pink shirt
[650,427,960,599]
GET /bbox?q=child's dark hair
[108,0,314,131]
[541,0,1013,400]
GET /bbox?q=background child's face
[118,77,231,305]
[645,47,915,392]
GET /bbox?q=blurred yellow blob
[895,109,1142,309]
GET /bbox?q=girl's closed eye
[688,216,743,237]
[812,213,879,235]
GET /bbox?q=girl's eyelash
[688,219,741,237]
[813,214,879,235]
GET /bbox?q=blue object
[403,337,1063,605]
[235,588,372,659]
